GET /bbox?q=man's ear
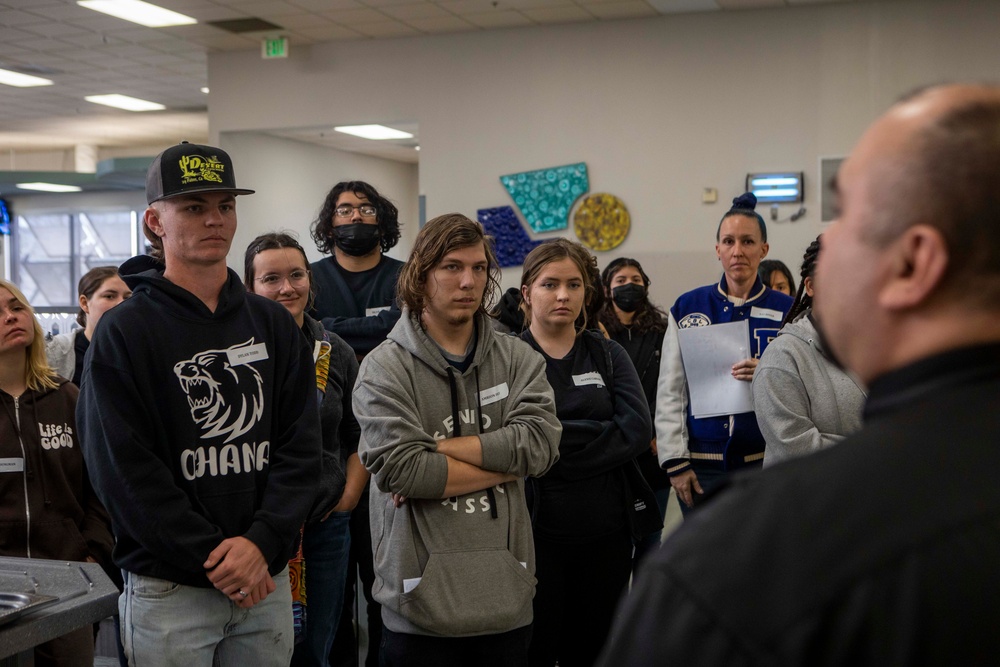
[879,224,949,310]
[143,206,165,239]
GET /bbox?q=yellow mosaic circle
[573,193,630,251]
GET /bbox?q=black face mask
[611,283,646,313]
[332,223,380,257]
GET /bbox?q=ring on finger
[238,589,248,598]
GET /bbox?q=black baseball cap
[146,141,254,204]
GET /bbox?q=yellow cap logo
[178,154,225,185]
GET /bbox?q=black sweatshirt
[78,256,321,587]
[521,331,652,542]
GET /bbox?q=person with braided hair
[753,236,866,466]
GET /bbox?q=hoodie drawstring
[446,367,498,520]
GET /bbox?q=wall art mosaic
[477,206,544,268]
[573,193,630,251]
[499,162,589,233]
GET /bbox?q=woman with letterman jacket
[655,193,793,514]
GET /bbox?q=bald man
[597,84,1000,665]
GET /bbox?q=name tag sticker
[226,343,269,367]
[403,577,421,594]
[366,306,390,317]
[0,458,25,473]
[750,306,784,322]
[573,372,605,388]
[479,382,509,407]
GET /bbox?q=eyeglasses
[255,269,310,290]
[334,204,377,218]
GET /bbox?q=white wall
[219,132,418,270]
[208,0,1000,306]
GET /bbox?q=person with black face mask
[310,180,404,360]
[308,180,404,667]
[598,258,671,571]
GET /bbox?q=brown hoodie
[0,378,114,573]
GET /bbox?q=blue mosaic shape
[499,162,589,233]
[478,206,544,268]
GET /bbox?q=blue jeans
[292,511,352,667]
[119,568,293,667]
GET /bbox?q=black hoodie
[78,255,321,588]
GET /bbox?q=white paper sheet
[677,320,754,418]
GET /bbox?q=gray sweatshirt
[354,308,561,637]
[753,311,866,467]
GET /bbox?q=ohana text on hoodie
[354,308,562,638]
[77,255,322,588]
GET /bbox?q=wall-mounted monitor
[746,172,803,204]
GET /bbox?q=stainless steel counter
[0,557,118,661]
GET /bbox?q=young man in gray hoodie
[354,213,561,667]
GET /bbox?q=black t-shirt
[522,334,627,542]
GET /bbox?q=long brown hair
[0,279,58,391]
[396,213,501,316]
[519,238,599,331]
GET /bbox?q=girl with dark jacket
[519,239,652,667]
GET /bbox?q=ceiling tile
[266,12,334,28]
[322,7,392,23]
[349,19,420,36]
[437,0,507,13]
[586,1,658,18]
[521,5,593,23]
[647,0,721,13]
[229,1,308,18]
[0,9,49,26]
[20,21,91,38]
[290,24,367,39]
[405,15,475,32]
[380,4,453,20]
[288,0,365,10]
[715,0,782,7]
[461,10,533,27]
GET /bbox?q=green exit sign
[262,37,288,59]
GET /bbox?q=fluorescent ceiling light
[17,183,83,193]
[334,125,414,140]
[77,0,196,28]
[85,94,165,111]
[0,68,53,87]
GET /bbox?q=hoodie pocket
[399,548,535,636]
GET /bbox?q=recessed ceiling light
[77,0,196,28]
[200,87,209,94]
[414,146,420,151]
[0,68,53,87]
[334,125,414,140]
[17,183,83,193]
[85,94,165,111]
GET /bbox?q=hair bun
[731,192,757,211]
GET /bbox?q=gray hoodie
[355,308,561,637]
[753,311,866,467]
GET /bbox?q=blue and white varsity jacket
[654,276,792,475]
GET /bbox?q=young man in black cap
[78,142,321,666]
